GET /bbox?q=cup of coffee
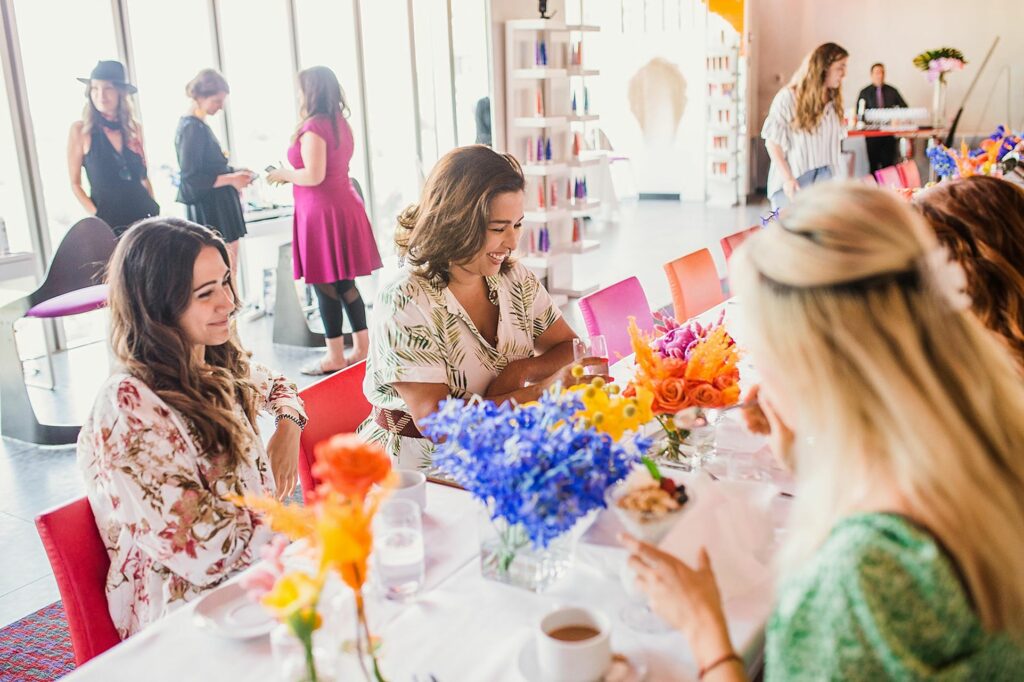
[390,470,427,510]
[535,607,611,682]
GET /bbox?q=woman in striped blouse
[762,43,849,210]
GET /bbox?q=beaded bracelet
[275,413,306,431]
[698,652,741,680]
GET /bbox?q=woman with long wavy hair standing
[77,218,306,639]
[761,43,849,210]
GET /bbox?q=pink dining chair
[35,497,121,665]
[720,226,760,262]
[896,160,922,189]
[577,276,655,363]
[873,165,904,189]
[860,174,878,185]
[663,249,725,322]
[297,360,371,503]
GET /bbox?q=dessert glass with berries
[606,457,694,632]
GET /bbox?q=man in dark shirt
[857,63,909,171]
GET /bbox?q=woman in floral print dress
[77,218,307,639]
[623,183,1024,679]
[359,146,602,470]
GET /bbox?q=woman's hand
[266,418,301,501]
[542,356,609,390]
[782,177,800,201]
[758,387,796,468]
[740,385,771,435]
[485,359,530,397]
[621,534,736,671]
[266,168,291,186]
[227,170,255,190]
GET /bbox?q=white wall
[753,0,1023,135]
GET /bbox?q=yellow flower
[261,571,323,621]
[228,494,315,541]
[316,494,376,592]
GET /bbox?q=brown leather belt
[373,407,425,439]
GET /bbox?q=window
[13,0,118,248]
[217,0,296,209]
[412,0,456,167]
[0,59,31,254]
[293,0,368,192]
[450,0,492,147]
[126,0,218,217]
[359,0,420,244]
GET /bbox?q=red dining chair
[664,249,726,322]
[873,165,904,189]
[297,360,371,502]
[577,276,655,363]
[720,226,760,262]
[35,497,121,665]
[896,160,922,189]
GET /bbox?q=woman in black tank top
[68,61,159,236]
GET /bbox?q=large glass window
[126,0,218,217]
[218,0,296,209]
[0,59,31,254]
[359,0,419,243]
[13,0,117,248]
[293,0,368,192]
[451,0,492,147]
[412,0,456,168]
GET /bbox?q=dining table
[62,300,794,682]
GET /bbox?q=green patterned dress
[766,513,1024,680]
[358,262,561,470]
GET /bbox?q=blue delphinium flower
[421,391,651,548]
[927,145,957,179]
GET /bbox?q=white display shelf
[550,281,599,298]
[507,19,569,31]
[567,154,603,167]
[564,24,600,32]
[566,114,599,122]
[567,67,599,77]
[522,162,569,176]
[523,209,570,222]
[512,68,568,80]
[513,116,569,128]
[521,239,600,262]
[569,199,601,216]
[706,149,738,158]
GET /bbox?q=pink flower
[241,568,278,601]
[259,534,289,574]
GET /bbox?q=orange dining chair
[663,249,725,321]
[720,226,760,262]
[297,360,371,502]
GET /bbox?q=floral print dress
[359,262,562,470]
[77,363,305,639]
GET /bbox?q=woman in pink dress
[268,66,382,375]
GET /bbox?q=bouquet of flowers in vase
[913,47,967,84]
[421,388,651,592]
[623,312,741,467]
[234,435,394,682]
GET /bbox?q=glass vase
[932,77,947,129]
[270,623,340,682]
[655,408,720,470]
[477,513,573,592]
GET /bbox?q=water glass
[373,498,425,599]
[573,335,609,376]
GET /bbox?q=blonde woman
[761,43,848,210]
[67,60,159,235]
[624,182,1024,679]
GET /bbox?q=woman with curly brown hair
[762,43,849,210]
[915,175,1024,365]
[77,218,306,638]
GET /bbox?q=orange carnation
[312,434,392,501]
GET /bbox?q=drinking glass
[573,335,609,376]
[373,498,425,599]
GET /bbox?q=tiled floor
[0,197,767,628]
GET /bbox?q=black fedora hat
[76,60,137,94]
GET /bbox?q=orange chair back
[297,360,371,500]
[663,249,725,321]
[720,225,760,262]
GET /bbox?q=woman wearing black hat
[67,60,159,236]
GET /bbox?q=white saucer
[193,581,276,639]
[517,636,648,682]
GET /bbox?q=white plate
[517,636,648,682]
[193,581,276,639]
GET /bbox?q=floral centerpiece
[421,388,651,592]
[928,126,1024,180]
[623,311,741,466]
[913,47,966,128]
[234,436,394,682]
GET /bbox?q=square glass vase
[477,513,573,593]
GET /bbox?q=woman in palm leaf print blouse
[359,145,600,470]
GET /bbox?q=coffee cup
[390,470,427,510]
[535,607,611,682]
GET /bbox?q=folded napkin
[657,475,778,600]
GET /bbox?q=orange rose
[653,377,690,414]
[712,371,739,391]
[312,434,392,501]
[691,383,723,408]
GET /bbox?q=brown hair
[185,68,230,100]
[789,42,848,132]
[295,66,349,148]
[81,82,141,153]
[915,176,1024,365]
[107,218,261,471]
[395,145,525,286]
